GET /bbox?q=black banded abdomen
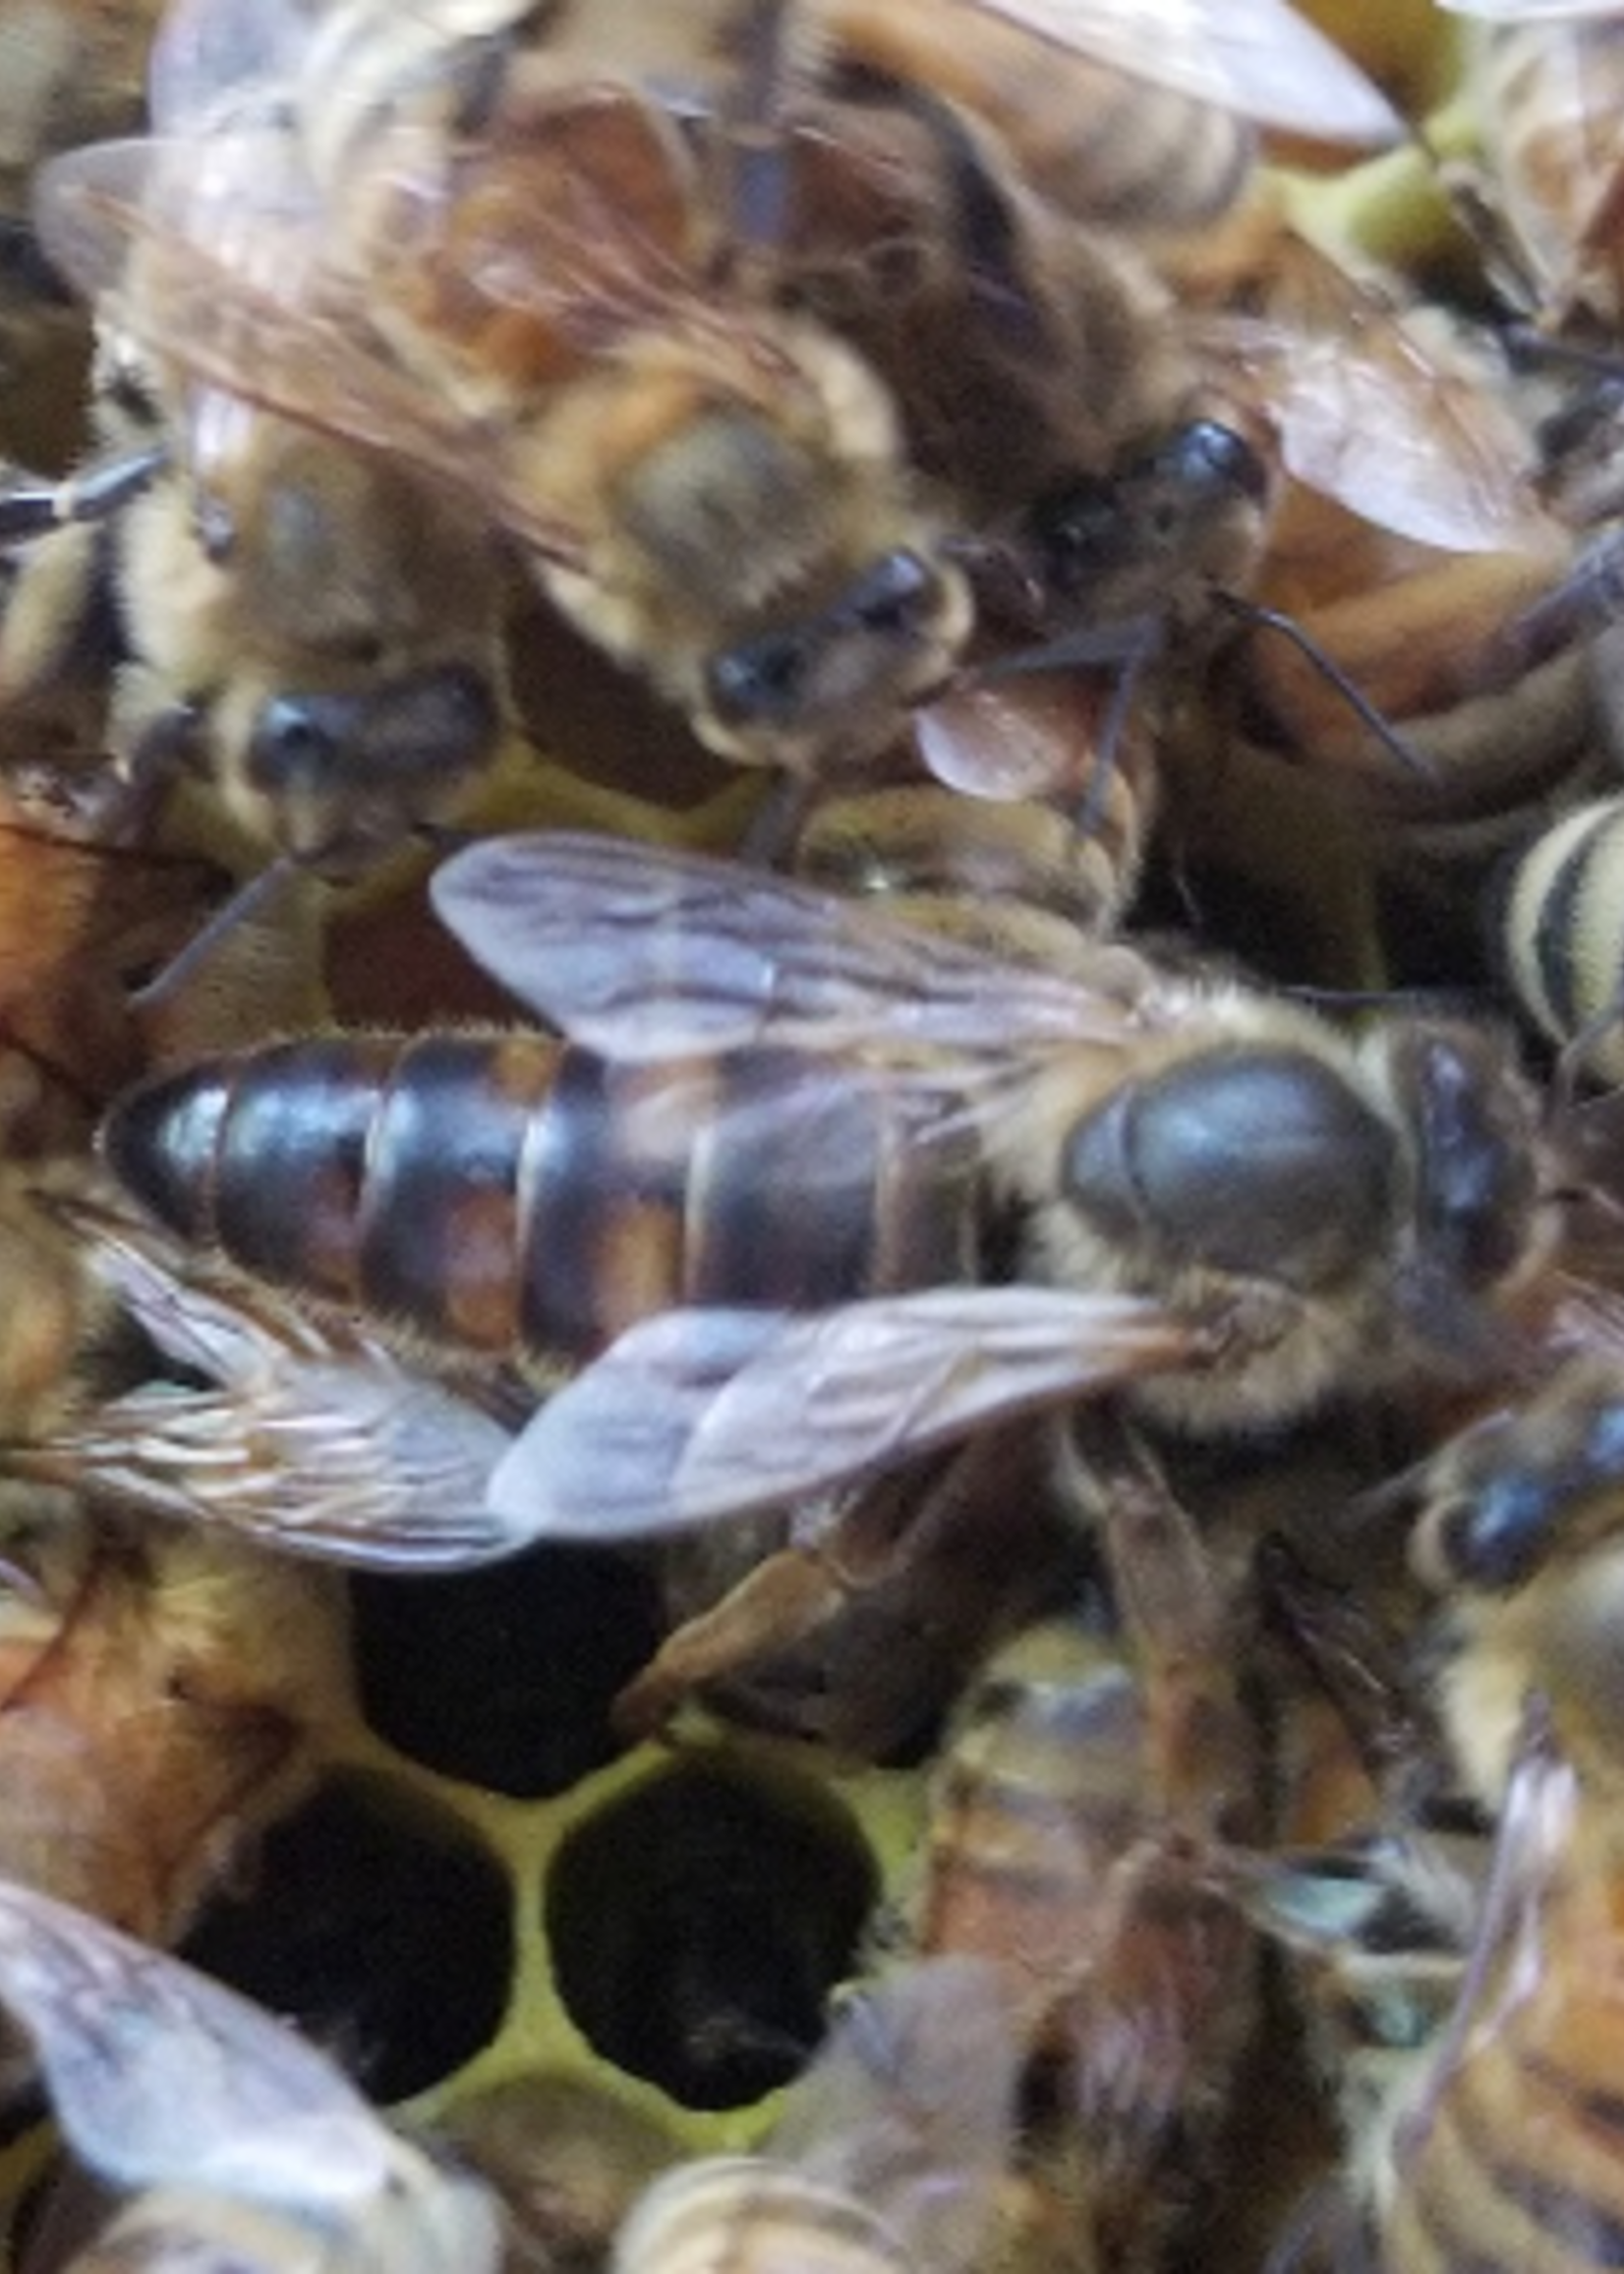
[102,1034,977,1367]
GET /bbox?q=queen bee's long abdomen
[100,1029,979,1368]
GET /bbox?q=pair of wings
[57,834,1202,1554]
[34,0,1550,565]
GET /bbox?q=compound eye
[706,553,952,734]
[350,663,500,783]
[1152,419,1269,508]
[706,627,812,730]
[842,548,939,637]
[1062,1047,1398,1289]
[247,690,354,789]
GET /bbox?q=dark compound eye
[1062,1046,1398,1289]
[707,625,812,728]
[707,553,948,729]
[1147,419,1270,509]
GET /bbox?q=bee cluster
[5,2,1624,2271]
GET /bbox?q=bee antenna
[709,0,801,285]
[967,612,1164,684]
[0,442,168,548]
[1215,592,1438,787]
[1502,321,1624,386]
[128,852,307,1020]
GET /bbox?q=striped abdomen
[792,689,1159,971]
[613,2160,911,2274]
[1376,1834,1624,2273]
[910,1623,1147,2008]
[100,1030,977,1369]
[1496,793,1624,1084]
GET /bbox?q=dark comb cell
[349,1544,663,1798]
[545,1758,877,2111]
[180,1772,512,2104]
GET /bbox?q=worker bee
[0,1877,503,2273]
[881,1425,1260,2273]
[29,0,1420,782]
[611,1954,1020,2274]
[436,2073,681,2274]
[0,334,509,879]
[1316,1353,1624,2269]
[0,0,161,468]
[1493,787,1624,1084]
[1358,1717,1624,2274]
[1440,0,1624,335]
[0,1504,346,1950]
[0,775,219,1143]
[89,831,1555,1560]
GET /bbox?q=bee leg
[1069,1413,1258,1840]
[0,446,166,548]
[708,0,801,283]
[130,856,331,1066]
[611,1546,848,1739]
[1255,1530,1446,1821]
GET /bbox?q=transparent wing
[771,1957,1021,2273]
[34,143,590,567]
[145,0,319,131]
[431,831,1160,1060]
[961,0,1400,142]
[489,1288,1195,1537]
[1214,232,1555,554]
[0,1882,393,2203]
[28,1216,520,1568]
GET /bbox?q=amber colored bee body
[788,674,1162,963]
[102,1028,979,1372]
[0,349,509,878]
[0,1513,344,1947]
[91,835,1568,1563]
[888,1439,1259,2273]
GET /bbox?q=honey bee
[882,1426,1260,2273]
[0,1504,346,1949]
[31,0,1412,779]
[0,0,161,467]
[89,832,1555,1558]
[0,777,216,1142]
[435,2073,680,2274]
[1440,0,1624,335]
[1493,787,1624,1084]
[0,1877,504,2273]
[611,1954,1020,2274]
[1335,1354,1624,2268]
[1362,1720,1620,2274]
[0,338,509,878]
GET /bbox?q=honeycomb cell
[545,1756,878,2112]
[179,1771,513,2103]
[349,1544,664,1797]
